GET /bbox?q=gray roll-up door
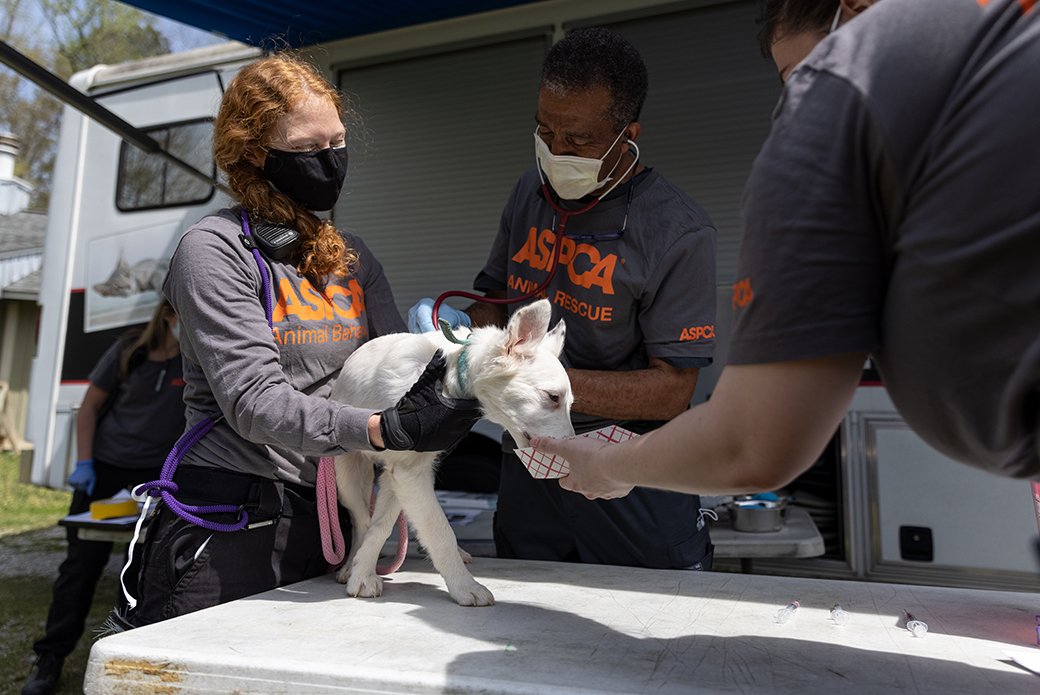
[335,35,549,320]
[592,1,783,399]
[334,0,780,325]
[592,0,782,286]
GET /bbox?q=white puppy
[329,299,574,606]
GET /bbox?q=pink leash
[317,456,408,575]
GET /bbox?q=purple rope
[134,417,249,532]
[241,208,274,328]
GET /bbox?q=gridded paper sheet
[515,426,638,479]
[1004,650,1040,677]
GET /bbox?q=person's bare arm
[532,351,867,498]
[464,290,509,328]
[567,357,699,421]
[76,384,110,461]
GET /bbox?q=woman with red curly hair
[125,55,480,628]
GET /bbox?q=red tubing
[431,184,599,325]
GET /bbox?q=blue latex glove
[408,298,471,334]
[68,459,96,496]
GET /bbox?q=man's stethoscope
[431,142,640,324]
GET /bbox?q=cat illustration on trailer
[92,253,168,297]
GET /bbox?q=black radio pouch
[240,220,301,261]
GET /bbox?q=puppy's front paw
[458,547,473,564]
[334,563,351,584]
[449,580,495,607]
[346,571,383,598]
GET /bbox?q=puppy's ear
[503,299,552,358]
[544,319,566,358]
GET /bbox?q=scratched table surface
[86,557,1039,694]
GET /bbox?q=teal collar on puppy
[438,318,471,394]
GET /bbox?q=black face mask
[262,146,348,211]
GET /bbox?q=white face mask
[829,4,843,32]
[534,127,636,200]
[170,320,180,343]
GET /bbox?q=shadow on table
[319,558,1034,645]
[255,557,1035,661]
[378,580,1037,694]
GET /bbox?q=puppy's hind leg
[334,453,374,584]
[393,457,494,607]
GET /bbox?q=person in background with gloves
[23,299,184,695]
[125,54,480,630]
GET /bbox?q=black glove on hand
[380,350,482,452]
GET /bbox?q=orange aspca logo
[732,277,753,310]
[272,277,365,323]
[271,278,367,346]
[512,227,617,294]
[679,325,714,341]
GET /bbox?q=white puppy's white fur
[329,299,574,606]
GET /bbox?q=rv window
[117,119,215,211]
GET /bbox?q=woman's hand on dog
[379,350,482,452]
[531,436,635,500]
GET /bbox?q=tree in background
[42,0,169,76]
[0,0,218,210]
[0,0,59,209]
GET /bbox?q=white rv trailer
[24,40,261,490]
[23,0,1038,592]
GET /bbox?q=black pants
[127,467,348,628]
[494,432,713,570]
[33,461,162,658]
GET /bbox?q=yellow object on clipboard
[90,497,139,519]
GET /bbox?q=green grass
[0,451,123,695]
[0,452,70,537]
[0,573,121,695]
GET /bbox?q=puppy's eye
[547,392,559,403]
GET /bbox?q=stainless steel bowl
[728,498,788,533]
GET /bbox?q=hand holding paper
[518,426,638,501]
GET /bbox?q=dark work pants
[494,435,713,570]
[128,469,346,628]
[33,461,161,658]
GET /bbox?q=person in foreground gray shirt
[531,0,1040,496]
[126,55,479,629]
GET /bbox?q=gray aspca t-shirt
[163,209,406,485]
[476,168,717,428]
[730,0,1040,477]
[89,337,186,469]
